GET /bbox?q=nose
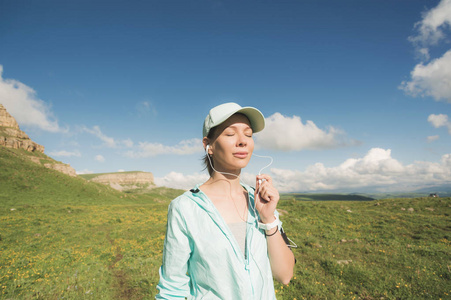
[237,133,247,147]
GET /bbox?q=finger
[259,174,272,184]
[255,176,262,189]
[254,187,262,205]
[259,189,271,202]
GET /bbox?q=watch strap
[258,214,280,231]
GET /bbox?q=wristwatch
[258,214,280,231]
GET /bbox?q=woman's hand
[254,174,280,224]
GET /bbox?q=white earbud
[205,144,210,152]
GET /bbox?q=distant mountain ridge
[284,193,375,201]
[291,184,451,199]
[410,184,451,197]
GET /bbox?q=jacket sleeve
[156,200,192,299]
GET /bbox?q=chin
[236,161,250,169]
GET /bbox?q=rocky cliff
[0,103,76,177]
[0,104,45,152]
[84,172,155,191]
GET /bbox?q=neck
[206,171,243,192]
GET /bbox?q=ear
[202,137,211,154]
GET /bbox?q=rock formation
[0,103,77,177]
[0,104,45,152]
[43,162,77,177]
[89,172,155,191]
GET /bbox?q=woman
[156,102,295,299]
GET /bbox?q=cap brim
[236,107,265,134]
[203,103,266,137]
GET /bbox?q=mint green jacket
[156,183,278,299]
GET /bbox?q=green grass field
[1,146,450,299]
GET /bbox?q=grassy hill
[0,146,184,299]
[1,146,450,299]
[0,147,180,206]
[277,196,450,299]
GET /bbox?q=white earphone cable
[205,147,298,249]
[253,153,273,176]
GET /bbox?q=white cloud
[95,154,105,162]
[428,113,448,127]
[427,135,440,142]
[83,126,117,147]
[255,113,355,151]
[268,148,451,193]
[136,101,157,117]
[409,0,451,48]
[154,171,209,190]
[83,125,133,148]
[0,65,62,132]
[154,148,451,193]
[428,113,451,133]
[418,47,431,61]
[400,50,451,102]
[123,138,134,148]
[125,138,202,158]
[401,0,451,102]
[48,150,81,157]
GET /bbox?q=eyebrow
[226,124,252,131]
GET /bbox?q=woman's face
[209,113,254,174]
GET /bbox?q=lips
[233,152,248,159]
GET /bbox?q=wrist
[265,226,278,237]
[258,214,279,231]
[260,215,275,224]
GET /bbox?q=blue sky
[1,0,450,192]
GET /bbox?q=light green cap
[203,102,265,137]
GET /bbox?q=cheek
[216,140,232,151]
[249,139,255,151]
[223,138,237,150]
[212,140,232,157]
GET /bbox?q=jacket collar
[188,182,259,225]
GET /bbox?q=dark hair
[202,126,219,176]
